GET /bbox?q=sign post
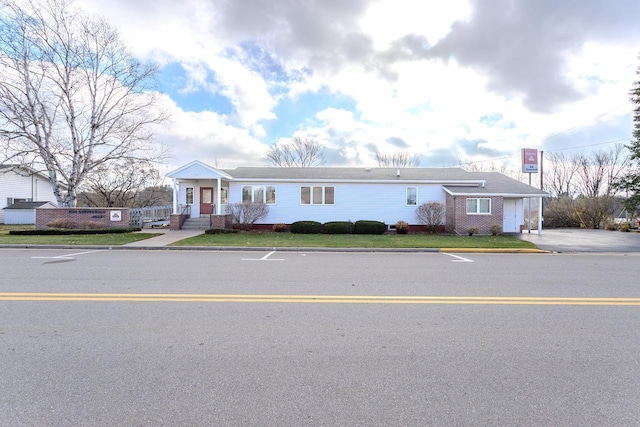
[522,149,539,233]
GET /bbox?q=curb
[0,244,547,253]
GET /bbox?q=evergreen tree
[615,56,640,215]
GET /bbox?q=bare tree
[375,151,420,167]
[265,137,325,167]
[576,144,629,198]
[544,151,581,197]
[76,159,167,207]
[0,0,166,207]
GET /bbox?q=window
[241,185,276,204]
[301,186,335,205]
[186,187,194,205]
[466,198,491,214]
[406,187,417,206]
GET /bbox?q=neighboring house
[167,160,548,234]
[0,165,59,224]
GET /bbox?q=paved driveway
[516,228,640,253]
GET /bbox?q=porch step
[181,216,211,230]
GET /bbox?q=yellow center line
[0,293,639,305]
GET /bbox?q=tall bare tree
[375,150,420,167]
[0,0,166,207]
[543,151,581,197]
[265,137,325,167]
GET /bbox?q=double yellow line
[1,293,640,305]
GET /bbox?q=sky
[78,0,640,174]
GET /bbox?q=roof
[0,164,67,189]
[166,160,233,179]
[3,201,57,210]
[220,167,482,183]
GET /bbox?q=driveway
[516,228,640,253]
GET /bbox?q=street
[1,249,640,426]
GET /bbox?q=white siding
[4,210,36,224]
[0,170,58,223]
[228,182,446,225]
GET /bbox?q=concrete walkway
[124,228,204,247]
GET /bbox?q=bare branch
[265,137,325,167]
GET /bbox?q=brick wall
[170,214,188,230]
[35,208,130,229]
[445,194,504,235]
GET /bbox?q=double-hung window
[242,185,276,204]
[301,186,334,205]
[406,187,417,206]
[466,198,491,214]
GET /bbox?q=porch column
[216,177,221,214]
[537,196,543,235]
[172,178,178,214]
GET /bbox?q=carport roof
[444,172,548,197]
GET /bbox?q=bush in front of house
[353,220,386,235]
[226,202,269,230]
[46,218,77,229]
[323,221,354,234]
[490,224,503,235]
[416,202,445,232]
[290,220,322,234]
[467,227,479,236]
[395,220,409,234]
[272,223,287,232]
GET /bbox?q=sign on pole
[522,148,539,173]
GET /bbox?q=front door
[502,199,518,232]
[200,187,214,215]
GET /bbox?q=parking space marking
[32,250,105,260]
[241,250,284,261]
[444,253,474,263]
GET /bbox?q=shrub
[226,202,269,230]
[416,202,445,232]
[395,220,409,234]
[605,222,618,231]
[353,220,386,235]
[490,224,503,236]
[272,223,287,232]
[77,221,104,230]
[620,222,631,232]
[322,221,353,234]
[46,218,76,229]
[290,221,322,234]
[467,227,479,236]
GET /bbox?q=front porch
[166,160,233,230]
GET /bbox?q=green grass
[0,224,156,245]
[171,232,539,249]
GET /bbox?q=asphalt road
[1,249,640,426]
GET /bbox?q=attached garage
[3,201,57,224]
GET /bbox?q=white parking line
[241,251,285,261]
[32,250,104,259]
[444,253,474,263]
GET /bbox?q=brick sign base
[35,208,130,230]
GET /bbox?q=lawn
[171,231,540,249]
[0,224,156,246]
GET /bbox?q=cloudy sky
[79,0,640,172]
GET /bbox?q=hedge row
[9,227,141,235]
[290,220,386,235]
